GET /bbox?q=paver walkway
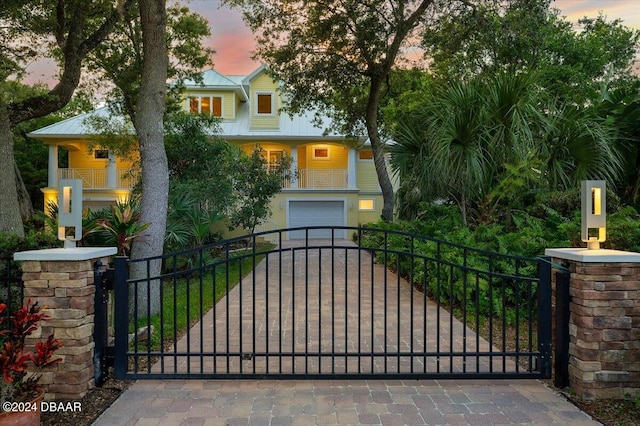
[93,240,600,425]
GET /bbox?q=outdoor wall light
[58,179,83,248]
[581,180,606,250]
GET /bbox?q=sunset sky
[190,0,640,75]
[23,0,640,85]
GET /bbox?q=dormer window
[189,96,222,117]
[256,92,274,115]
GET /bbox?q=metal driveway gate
[113,227,551,380]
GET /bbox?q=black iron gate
[111,227,552,380]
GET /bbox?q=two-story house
[28,65,385,239]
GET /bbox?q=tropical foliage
[361,199,640,324]
[0,301,62,404]
[85,199,150,257]
[230,147,293,235]
[390,72,622,224]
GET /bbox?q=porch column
[290,146,298,189]
[48,145,58,187]
[348,147,357,188]
[107,152,117,188]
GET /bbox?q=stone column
[14,247,117,400]
[546,248,640,400]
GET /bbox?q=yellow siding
[356,161,380,191]
[297,146,307,169]
[225,93,236,120]
[250,72,279,130]
[68,147,135,170]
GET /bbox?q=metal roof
[28,66,365,142]
[28,104,351,141]
[27,107,129,139]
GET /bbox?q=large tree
[0,0,134,236]
[226,0,476,221]
[422,0,639,104]
[128,0,169,316]
[82,2,212,316]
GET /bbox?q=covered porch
[241,141,358,190]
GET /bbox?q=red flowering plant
[0,301,62,405]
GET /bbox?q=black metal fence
[0,256,24,317]
[113,226,552,380]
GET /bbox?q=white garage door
[288,200,345,239]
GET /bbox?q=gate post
[113,256,129,380]
[554,267,571,388]
[546,248,640,400]
[13,247,117,400]
[537,257,552,378]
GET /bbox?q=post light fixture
[581,180,606,250]
[58,179,83,248]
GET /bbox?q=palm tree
[391,72,622,225]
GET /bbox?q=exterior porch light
[58,179,83,248]
[581,180,606,250]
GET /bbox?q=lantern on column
[58,179,83,248]
[581,180,606,250]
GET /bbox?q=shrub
[0,301,62,404]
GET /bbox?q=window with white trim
[189,96,223,117]
[256,92,274,115]
[358,149,373,161]
[358,199,375,211]
[258,149,285,172]
[312,146,330,160]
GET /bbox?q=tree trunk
[129,0,169,317]
[366,75,395,222]
[15,159,34,220]
[0,109,24,236]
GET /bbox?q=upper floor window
[94,150,109,159]
[189,96,222,117]
[312,146,330,160]
[358,150,373,161]
[258,149,284,172]
[256,92,274,115]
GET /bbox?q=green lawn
[130,244,273,352]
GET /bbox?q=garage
[288,200,346,239]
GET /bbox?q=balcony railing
[57,167,344,190]
[283,168,348,189]
[57,168,136,189]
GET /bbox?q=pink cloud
[187,0,260,74]
[552,0,640,28]
[21,0,640,88]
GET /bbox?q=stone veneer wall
[551,257,640,400]
[15,248,116,401]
